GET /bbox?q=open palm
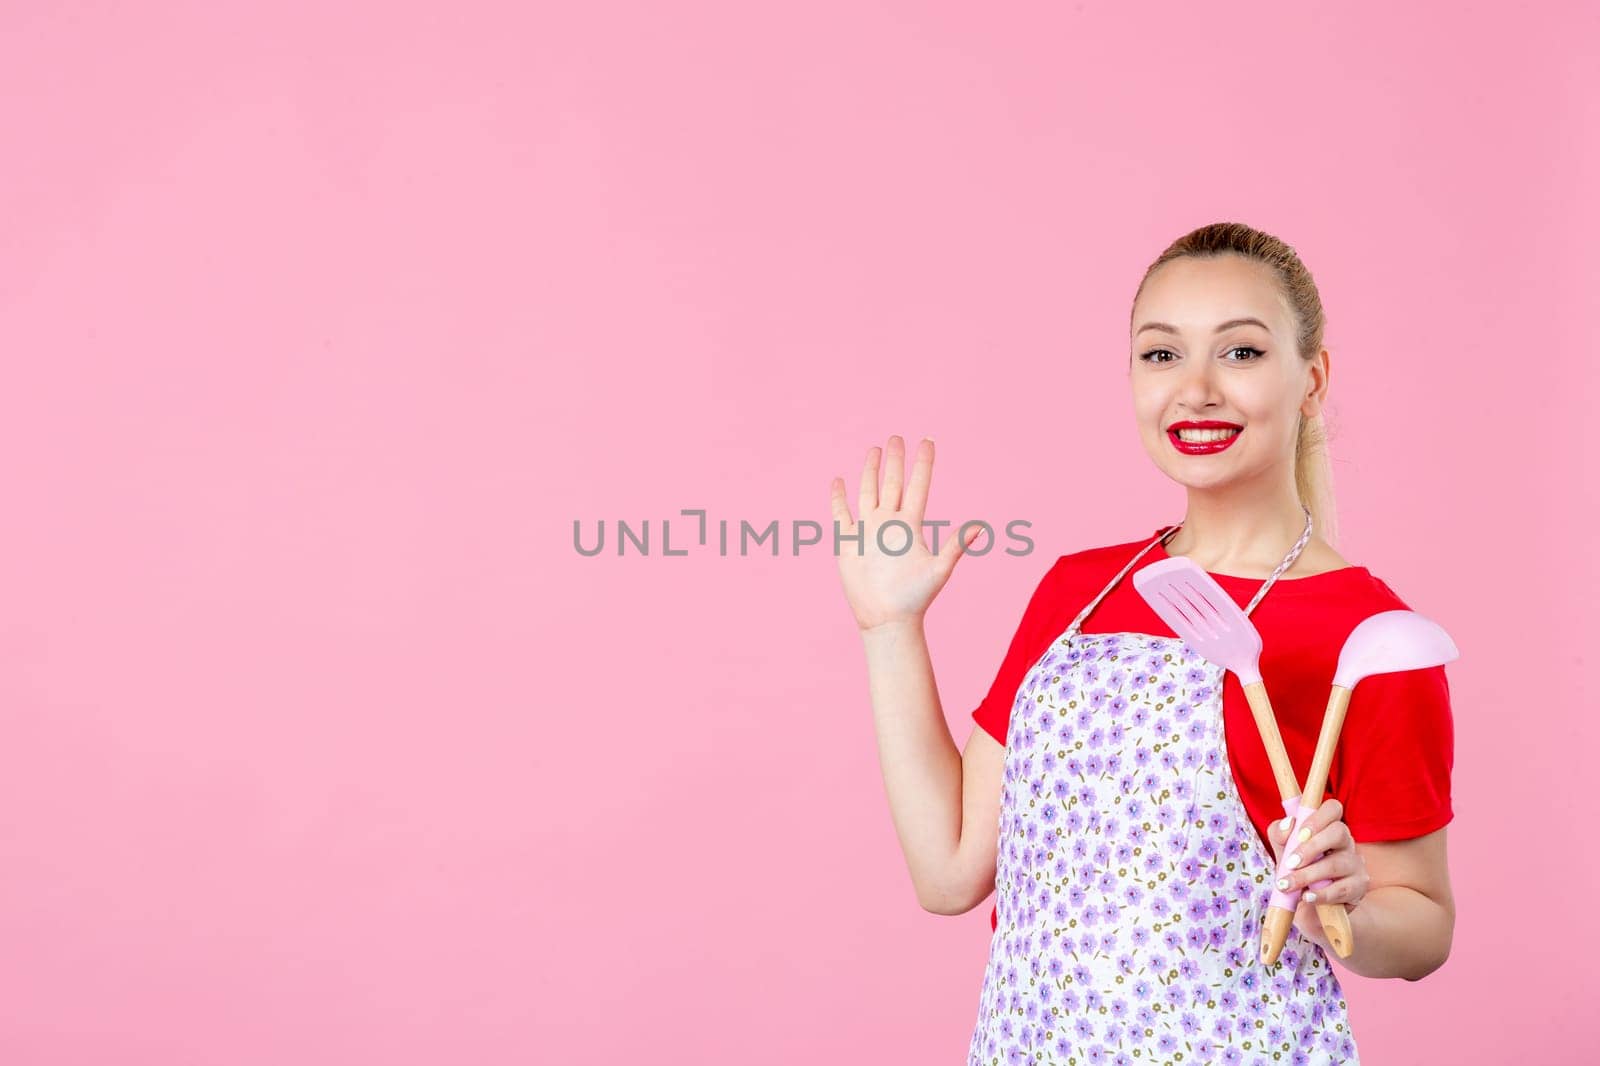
[830,435,980,633]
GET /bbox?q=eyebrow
[1135,316,1274,337]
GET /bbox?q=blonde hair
[1132,221,1340,549]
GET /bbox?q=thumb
[940,518,979,560]
[935,523,983,580]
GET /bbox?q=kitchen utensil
[1258,609,1461,965]
[1132,556,1354,957]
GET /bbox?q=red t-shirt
[970,529,1455,932]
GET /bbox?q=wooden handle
[1240,680,1301,801]
[1303,685,1356,958]
[1251,682,1359,963]
[1265,901,1352,962]
[1317,901,1353,957]
[1260,906,1294,965]
[1243,678,1307,967]
[1301,685,1352,809]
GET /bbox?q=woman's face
[1129,253,1328,493]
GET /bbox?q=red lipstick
[1167,420,1243,456]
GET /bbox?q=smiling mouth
[1167,425,1243,454]
[1171,426,1242,443]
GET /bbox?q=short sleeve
[1328,662,1455,842]
[970,557,1071,746]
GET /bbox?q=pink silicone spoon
[1259,608,1460,965]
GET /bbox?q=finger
[1266,810,1297,863]
[902,437,934,527]
[1284,848,1354,892]
[1305,873,1366,907]
[858,445,881,516]
[934,521,981,581]
[1288,796,1344,849]
[880,435,906,512]
[1280,818,1345,874]
[829,476,854,530]
[1292,820,1352,865]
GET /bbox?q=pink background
[1,2,1593,1063]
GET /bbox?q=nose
[1174,356,1223,412]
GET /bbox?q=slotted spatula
[1131,555,1354,958]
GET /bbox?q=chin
[1157,458,1251,491]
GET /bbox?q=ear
[1302,348,1330,419]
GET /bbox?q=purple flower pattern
[967,632,1358,1065]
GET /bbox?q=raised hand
[829,435,981,634]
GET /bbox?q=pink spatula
[1131,556,1355,958]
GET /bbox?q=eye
[1137,345,1265,364]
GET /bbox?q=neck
[1164,475,1310,576]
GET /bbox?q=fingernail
[1281,816,1293,831]
[1304,891,1318,903]
[1297,827,1312,844]
[1285,853,1302,870]
[1276,877,1291,891]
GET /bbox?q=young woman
[830,222,1455,1065]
